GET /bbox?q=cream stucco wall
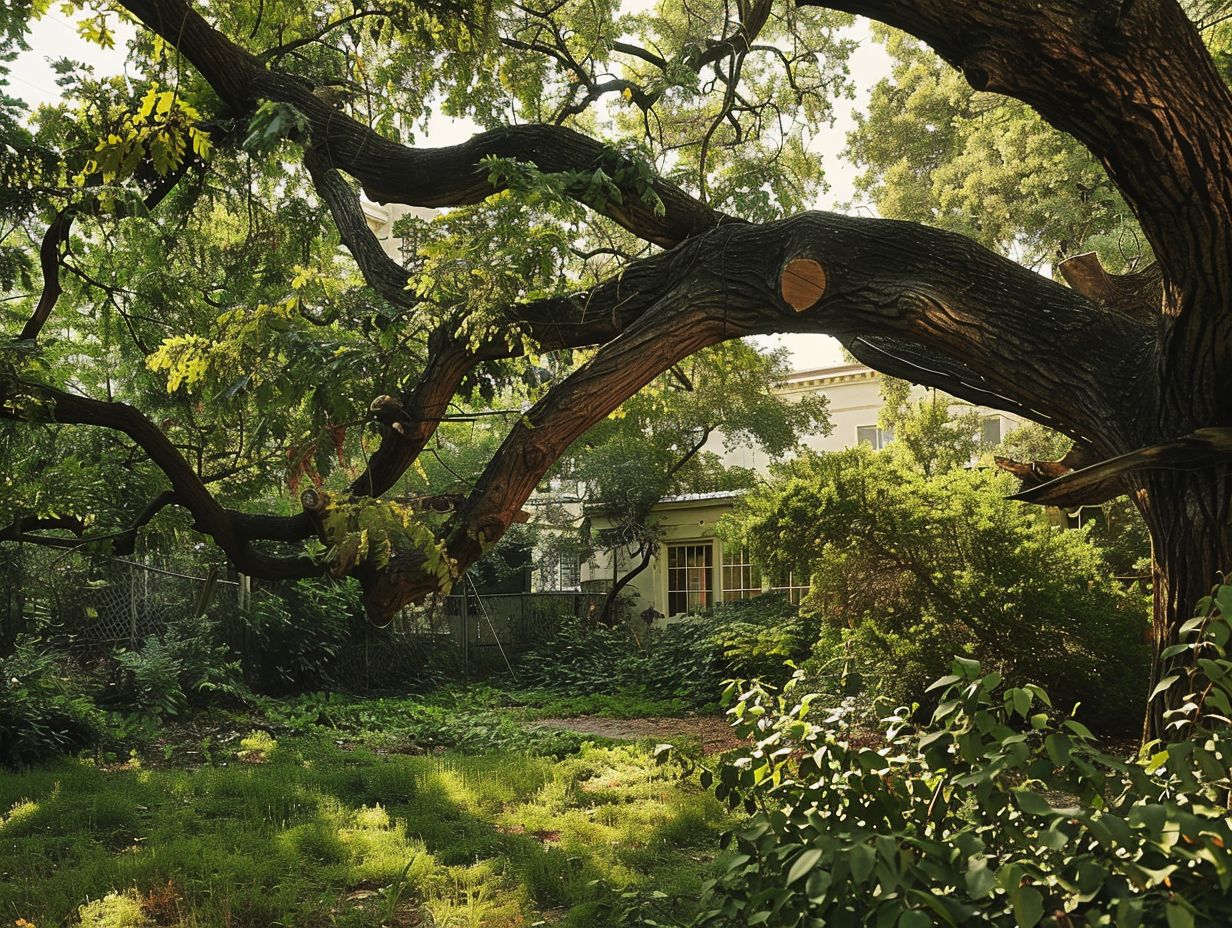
[714,365,1024,471]
[587,497,740,618]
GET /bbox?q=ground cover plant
[513,595,810,710]
[0,720,728,927]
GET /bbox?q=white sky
[11,9,892,372]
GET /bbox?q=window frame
[721,544,762,602]
[856,424,895,450]
[666,542,715,616]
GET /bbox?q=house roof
[657,489,747,505]
[778,362,878,394]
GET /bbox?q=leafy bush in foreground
[695,584,1232,928]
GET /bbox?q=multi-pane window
[857,424,895,450]
[980,416,1002,447]
[667,543,714,615]
[721,545,762,601]
[770,570,810,605]
[558,555,581,591]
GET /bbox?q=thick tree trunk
[1138,469,1232,741]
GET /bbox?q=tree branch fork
[7,0,1225,622]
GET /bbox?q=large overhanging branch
[343,211,1152,617]
[1,386,316,579]
[1003,427,1232,509]
[301,148,414,309]
[116,0,733,249]
[798,0,1232,296]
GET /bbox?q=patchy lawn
[0,692,732,928]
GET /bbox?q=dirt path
[534,715,741,754]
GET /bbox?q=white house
[572,362,1023,618]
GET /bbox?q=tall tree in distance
[2,0,1230,737]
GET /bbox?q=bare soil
[534,715,742,754]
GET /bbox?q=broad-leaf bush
[107,615,246,717]
[241,578,356,693]
[725,448,1150,732]
[693,583,1232,928]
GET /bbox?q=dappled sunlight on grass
[0,734,728,927]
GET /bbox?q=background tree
[1,0,1230,738]
[567,341,829,620]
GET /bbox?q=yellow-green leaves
[316,493,455,592]
[146,334,212,393]
[77,84,212,189]
[146,299,302,396]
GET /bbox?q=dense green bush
[726,448,1150,732]
[0,637,105,766]
[692,583,1232,928]
[515,594,810,706]
[107,615,246,717]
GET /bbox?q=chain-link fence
[1,543,607,689]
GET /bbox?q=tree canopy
[3,0,1232,736]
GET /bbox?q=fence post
[128,562,139,648]
[462,593,469,685]
[237,573,250,613]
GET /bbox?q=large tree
[2,0,1230,737]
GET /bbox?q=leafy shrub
[107,615,245,717]
[704,596,811,680]
[693,583,1232,928]
[0,637,105,766]
[241,578,357,693]
[515,594,809,706]
[728,448,1150,732]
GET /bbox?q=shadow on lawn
[0,734,726,927]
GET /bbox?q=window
[721,545,762,601]
[857,424,894,450]
[538,552,582,591]
[667,543,714,615]
[558,555,581,591]
[980,416,1002,447]
[770,570,810,605]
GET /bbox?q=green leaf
[897,910,932,928]
[1165,896,1195,928]
[850,842,876,885]
[965,857,996,900]
[1150,674,1180,700]
[1014,789,1054,817]
[787,848,824,885]
[1013,887,1044,928]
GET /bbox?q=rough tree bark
[6,0,1232,740]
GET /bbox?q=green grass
[0,729,728,927]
